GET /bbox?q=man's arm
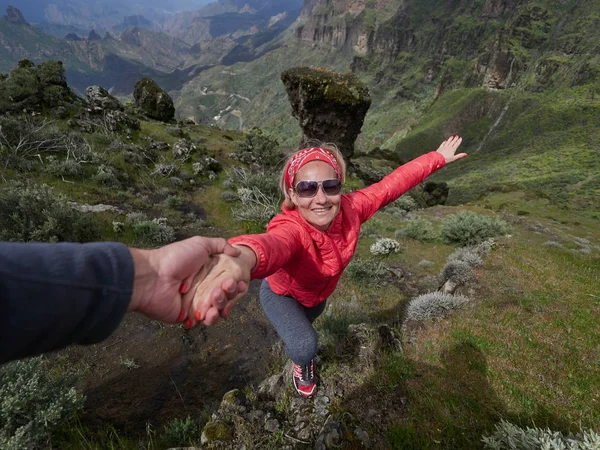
[0,241,134,365]
[0,237,244,365]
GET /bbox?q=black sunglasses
[294,178,342,198]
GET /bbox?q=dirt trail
[57,280,277,435]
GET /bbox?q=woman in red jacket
[188,136,466,398]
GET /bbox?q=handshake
[128,236,256,328]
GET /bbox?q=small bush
[158,416,200,448]
[193,156,221,177]
[439,260,475,285]
[92,164,120,187]
[0,357,84,450]
[236,127,282,168]
[388,195,419,212]
[0,184,100,242]
[404,292,471,322]
[221,191,238,202]
[226,168,281,225]
[441,211,509,246]
[346,258,388,285]
[370,238,401,256]
[482,419,600,449]
[447,246,484,267]
[153,161,178,177]
[132,217,176,247]
[45,158,83,178]
[404,217,437,242]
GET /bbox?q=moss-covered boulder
[200,420,233,445]
[133,77,174,122]
[281,67,371,158]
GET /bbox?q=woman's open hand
[436,136,466,163]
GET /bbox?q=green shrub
[0,60,75,114]
[388,195,419,212]
[482,419,600,449]
[158,416,200,448]
[92,164,120,187]
[227,168,281,225]
[235,127,282,168]
[0,184,100,242]
[45,158,84,178]
[0,357,84,450]
[131,217,176,247]
[346,258,387,286]
[441,211,509,246]
[404,217,437,242]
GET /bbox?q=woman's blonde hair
[279,142,347,210]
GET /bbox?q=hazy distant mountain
[0,0,214,31]
[163,0,303,44]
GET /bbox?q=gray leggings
[260,279,326,366]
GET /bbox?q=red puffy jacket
[229,151,446,307]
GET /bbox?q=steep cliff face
[294,0,401,54]
[292,0,599,94]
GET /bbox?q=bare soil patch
[54,280,277,436]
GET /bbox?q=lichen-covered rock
[133,77,175,122]
[85,86,124,112]
[315,416,342,450]
[281,67,371,159]
[220,389,248,415]
[200,420,234,445]
[257,373,285,400]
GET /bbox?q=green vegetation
[0,59,77,114]
[404,217,438,242]
[0,184,100,242]
[441,211,509,246]
[0,357,84,450]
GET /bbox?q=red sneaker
[293,359,316,398]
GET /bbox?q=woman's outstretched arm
[348,136,465,223]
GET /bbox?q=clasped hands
[128,236,254,328]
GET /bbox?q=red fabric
[229,151,446,307]
[284,147,341,188]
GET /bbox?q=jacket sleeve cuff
[228,236,268,279]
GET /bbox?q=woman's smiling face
[289,160,341,231]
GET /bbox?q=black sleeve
[0,241,134,365]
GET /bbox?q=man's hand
[128,237,246,325]
[184,244,257,327]
[436,136,466,163]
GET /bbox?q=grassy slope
[2,110,597,448]
[322,194,599,448]
[393,85,600,212]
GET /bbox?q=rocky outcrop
[281,67,371,158]
[74,85,139,133]
[133,77,175,122]
[199,322,403,449]
[85,86,124,112]
[4,6,29,25]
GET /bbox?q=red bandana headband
[285,147,342,189]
